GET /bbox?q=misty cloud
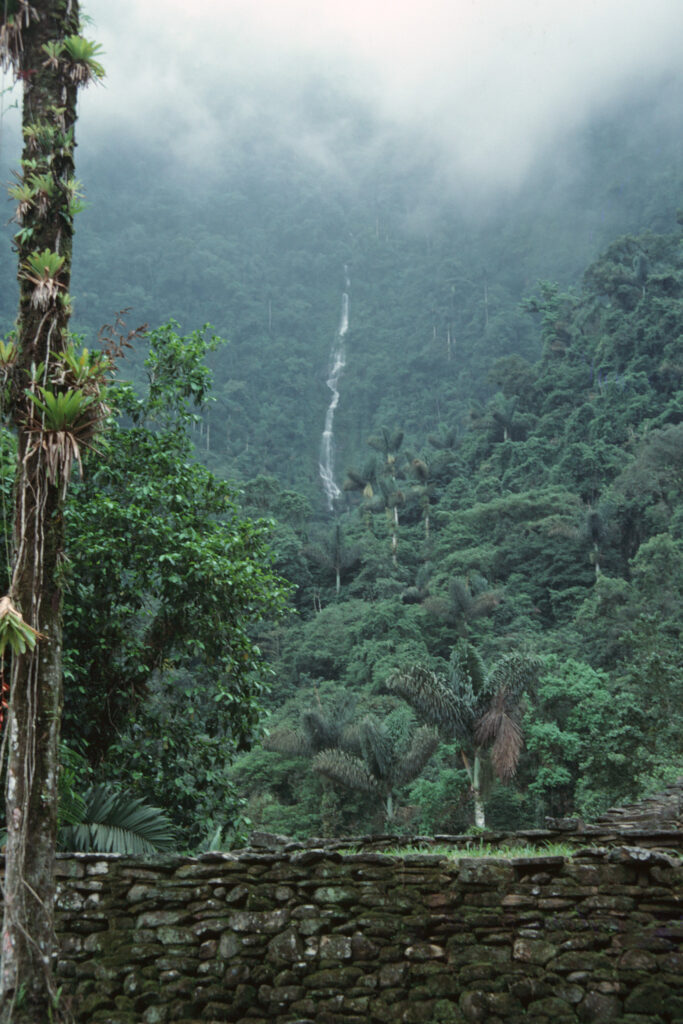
[0,1,678,195]
[72,0,682,191]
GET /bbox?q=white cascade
[319,271,349,510]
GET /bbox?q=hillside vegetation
[0,81,680,845]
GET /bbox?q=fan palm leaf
[58,785,176,855]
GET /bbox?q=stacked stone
[48,844,682,1024]
[595,777,683,831]
[252,826,681,855]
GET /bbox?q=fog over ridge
[69,0,683,194]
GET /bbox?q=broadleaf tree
[61,324,291,844]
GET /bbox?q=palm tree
[490,394,519,442]
[263,694,357,757]
[303,523,362,597]
[405,456,434,538]
[343,458,380,530]
[266,701,439,830]
[367,428,407,563]
[367,426,405,469]
[427,425,462,485]
[388,642,541,827]
[263,695,362,836]
[313,708,440,827]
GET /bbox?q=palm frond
[491,714,524,781]
[475,678,525,781]
[359,714,394,782]
[449,639,489,696]
[388,664,460,732]
[313,748,379,795]
[395,726,440,786]
[469,590,503,618]
[302,710,342,752]
[343,469,368,491]
[487,651,542,703]
[262,727,308,756]
[58,785,176,855]
[449,577,473,616]
[58,786,86,827]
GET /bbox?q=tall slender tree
[313,709,440,827]
[389,644,541,827]
[0,3,104,1018]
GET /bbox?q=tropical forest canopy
[0,72,680,846]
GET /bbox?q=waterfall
[319,270,349,510]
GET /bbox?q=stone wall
[45,840,682,1024]
[595,777,683,831]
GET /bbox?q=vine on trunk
[0,2,106,1019]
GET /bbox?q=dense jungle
[0,72,681,850]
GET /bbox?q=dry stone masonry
[40,830,683,1024]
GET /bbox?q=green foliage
[312,707,440,826]
[523,656,652,819]
[65,218,681,838]
[131,321,219,429]
[407,757,471,833]
[23,248,65,278]
[0,596,41,656]
[1,90,678,844]
[59,36,105,83]
[26,386,95,430]
[56,324,289,844]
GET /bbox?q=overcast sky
[1,1,681,191]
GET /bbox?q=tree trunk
[461,748,486,829]
[1,2,81,1019]
[472,752,486,828]
[1,466,65,1021]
